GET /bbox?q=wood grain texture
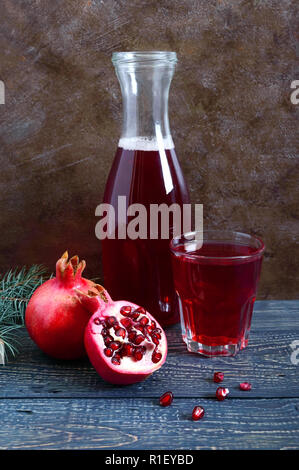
[0,398,298,450]
[1,301,298,399]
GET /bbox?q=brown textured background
[0,0,298,298]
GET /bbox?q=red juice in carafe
[171,240,263,352]
[102,137,190,326]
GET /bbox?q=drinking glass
[170,230,264,356]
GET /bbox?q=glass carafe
[102,51,190,326]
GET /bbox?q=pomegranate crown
[56,251,86,282]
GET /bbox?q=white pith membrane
[119,136,174,151]
[91,301,167,374]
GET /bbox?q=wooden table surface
[0,300,298,450]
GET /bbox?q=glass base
[184,337,248,357]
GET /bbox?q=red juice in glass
[102,137,190,326]
[170,231,264,356]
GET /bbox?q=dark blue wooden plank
[0,398,298,450]
[0,301,298,398]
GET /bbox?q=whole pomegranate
[84,294,168,385]
[25,251,103,359]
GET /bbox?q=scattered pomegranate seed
[93,317,101,325]
[240,382,252,391]
[159,391,173,407]
[120,306,132,317]
[115,327,126,339]
[152,350,162,363]
[192,406,205,421]
[216,387,229,401]
[213,372,224,383]
[104,348,113,357]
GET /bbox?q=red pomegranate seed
[213,372,224,383]
[139,317,149,326]
[134,335,145,345]
[128,331,136,342]
[131,312,140,321]
[122,343,134,356]
[192,406,205,421]
[110,341,121,351]
[111,354,121,365]
[216,387,229,401]
[93,317,101,325]
[104,334,113,346]
[151,334,160,345]
[120,318,132,329]
[240,382,252,391]
[145,325,153,335]
[152,350,162,363]
[134,350,143,361]
[106,316,117,327]
[159,391,173,407]
[151,320,156,329]
[152,329,161,339]
[135,324,144,332]
[101,327,109,336]
[134,307,146,315]
[115,327,126,339]
[120,306,132,317]
[104,348,113,357]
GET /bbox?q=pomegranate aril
[213,372,224,383]
[110,341,121,351]
[240,382,252,391]
[111,353,121,365]
[120,306,132,317]
[145,325,153,335]
[192,406,205,421]
[131,312,140,321]
[120,318,132,329]
[113,322,120,330]
[134,350,143,361]
[151,334,160,345]
[134,335,145,345]
[101,327,109,336]
[122,343,134,357]
[128,331,136,342]
[151,320,156,329]
[216,387,229,401]
[159,391,173,407]
[115,327,126,339]
[134,307,146,315]
[135,324,144,333]
[104,334,113,346]
[152,329,161,339]
[106,316,117,327]
[139,317,149,326]
[152,350,162,363]
[104,348,113,357]
[93,317,101,325]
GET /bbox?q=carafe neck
[112,52,177,149]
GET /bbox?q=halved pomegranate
[84,291,167,385]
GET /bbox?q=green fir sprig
[0,264,48,361]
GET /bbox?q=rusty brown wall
[0,0,298,298]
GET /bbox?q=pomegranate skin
[84,301,168,385]
[25,252,103,360]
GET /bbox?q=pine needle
[0,264,48,361]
